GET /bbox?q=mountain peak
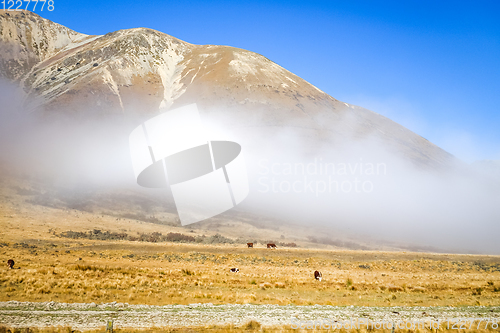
[0,12,455,168]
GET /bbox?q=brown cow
[266,243,277,249]
[247,243,253,248]
[314,270,322,281]
[7,259,14,269]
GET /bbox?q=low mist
[1,79,499,254]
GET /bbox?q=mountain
[5,11,500,256]
[0,10,455,169]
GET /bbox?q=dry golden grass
[1,238,499,307]
[1,175,500,308]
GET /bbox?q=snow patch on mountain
[229,51,259,76]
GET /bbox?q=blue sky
[38,0,500,162]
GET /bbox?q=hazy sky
[35,0,500,162]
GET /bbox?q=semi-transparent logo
[129,104,249,225]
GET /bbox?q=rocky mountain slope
[0,10,454,169]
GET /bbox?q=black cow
[7,259,14,269]
[314,270,322,281]
[229,268,240,273]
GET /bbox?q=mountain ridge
[0,10,455,169]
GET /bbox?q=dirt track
[1,301,499,330]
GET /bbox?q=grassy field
[1,238,500,307]
[1,174,500,332]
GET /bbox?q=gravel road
[1,301,499,330]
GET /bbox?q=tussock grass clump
[69,264,104,272]
[259,282,272,289]
[387,285,404,292]
[472,287,483,295]
[243,320,262,330]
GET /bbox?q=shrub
[166,232,196,243]
[202,233,234,244]
[59,230,87,239]
[59,229,241,245]
[137,232,164,242]
[60,230,127,241]
[279,242,298,248]
[307,236,369,250]
[236,237,258,244]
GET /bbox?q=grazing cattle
[229,268,239,273]
[7,259,14,269]
[266,243,277,249]
[247,243,253,248]
[314,270,322,281]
